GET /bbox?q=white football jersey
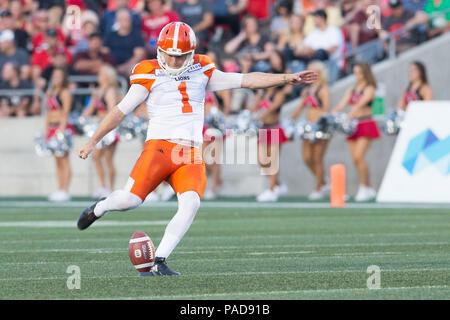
[129,54,216,147]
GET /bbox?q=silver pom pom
[382,109,405,135]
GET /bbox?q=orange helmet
[157,22,196,77]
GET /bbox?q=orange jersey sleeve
[193,54,216,83]
[129,60,160,91]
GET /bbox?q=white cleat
[256,189,279,202]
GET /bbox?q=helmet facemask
[157,48,195,78]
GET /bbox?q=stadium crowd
[0,0,448,117]
[0,0,445,202]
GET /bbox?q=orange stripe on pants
[129,139,207,201]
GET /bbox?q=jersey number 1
[178,82,193,114]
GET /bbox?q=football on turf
[128,230,155,272]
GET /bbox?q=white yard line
[248,251,314,255]
[0,231,446,243]
[101,285,450,299]
[0,220,169,228]
[247,251,403,256]
[1,200,450,209]
[0,268,449,282]
[0,241,447,254]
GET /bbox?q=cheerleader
[332,62,380,202]
[201,51,231,200]
[250,51,290,202]
[396,61,433,110]
[290,61,330,200]
[82,65,123,199]
[45,67,74,202]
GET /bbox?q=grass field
[0,199,449,300]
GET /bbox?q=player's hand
[289,70,318,85]
[78,142,95,159]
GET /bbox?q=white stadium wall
[0,34,450,198]
[377,101,450,203]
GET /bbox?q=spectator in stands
[379,0,428,54]
[103,8,146,76]
[224,15,275,73]
[37,0,65,10]
[45,67,74,202]
[396,61,433,110]
[293,0,317,15]
[403,0,428,12]
[83,0,103,12]
[332,62,380,202]
[270,0,293,41]
[18,0,35,13]
[31,28,72,81]
[100,0,141,37]
[106,0,144,11]
[212,0,248,36]
[340,0,383,64]
[141,0,180,58]
[303,0,344,36]
[277,14,307,73]
[73,31,117,76]
[47,3,65,29]
[247,0,272,19]
[9,0,29,35]
[250,50,290,202]
[340,0,379,50]
[82,65,123,199]
[0,9,30,52]
[425,0,450,37]
[63,10,100,54]
[173,0,214,52]
[30,9,65,53]
[290,60,330,200]
[0,62,32,117]
[0,29,30,80]
[301,9,344,82]
[37,49,77,92]
[71,10,101,55]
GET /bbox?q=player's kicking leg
[77,140,174,230]
[77,190,142,230]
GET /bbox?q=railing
[0,78,128,117]
[68,75,129,95]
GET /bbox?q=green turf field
[0,200,449,299]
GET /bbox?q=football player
[77,22,317,276]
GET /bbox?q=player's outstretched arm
[78,107,126,159]
[241,70,318,90]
